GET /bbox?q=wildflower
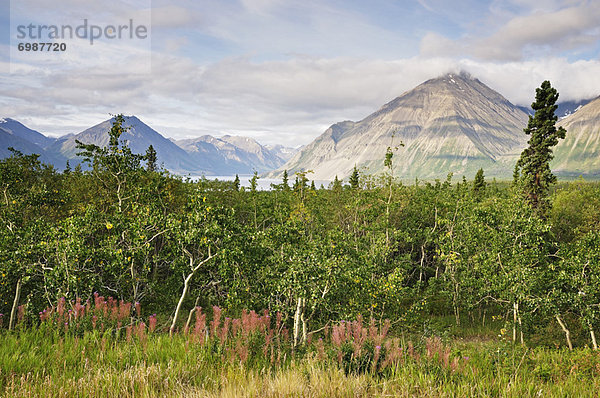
[372,345,382,372]
[149,314,157,333]
[106,222,113,230]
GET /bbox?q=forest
[1,96,600,396]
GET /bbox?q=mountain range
[2,72,599,180]
[0,117,298,176]
[267,72,600,181]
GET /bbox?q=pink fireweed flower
[316,338,326,361]
[235,339,249,363]
[372,345,382,372]
[194,308,207,343]
[119,301,131,321]
[263,328,274,356]
[136,322,146,342]
[275,312,282,334]
[232,318,241,335]
[210,306,222,338]
[149,314,157,333]
[219,317,231,345]
[17,305,25,324]
[57,298,66,319]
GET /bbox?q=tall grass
[1,296,599,397]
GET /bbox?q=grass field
[2,318,600,397]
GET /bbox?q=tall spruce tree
[473,168,486,196]
[515,80,566,214]
[349,165,360,189]
[146,145,157,172]
[282,169,290,190]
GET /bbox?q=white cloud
[475,2,600,60]
[150,6,202,28]
[422,1,600,61]
[2,0,600,149]
[3,53,599,147]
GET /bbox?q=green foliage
[3,114,600,354]
[249,171,259,192]
[145,145,157,172]
[472,168,486,196]
[349,165,360,189]
[282,169,289,190]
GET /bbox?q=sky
[1,0,599,147]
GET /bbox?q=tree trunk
[514,302,524,345]
[556,315,573,351]
[301,305,307,344]
[419,245,425,283]
[170,249,215,337]
[482,308,486,328]
[512,302,517,343]
[170,272,192,336]
[518,316,524,346]
[590,327,598,351]
[184,296,202,332]
[9,278,22,331]
[293,296,304,346]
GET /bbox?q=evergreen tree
[473,168,486,195]
[310,180,316,190]
[250,171,259,192]
[282,170,289,190]
[515,81,566,213]
[146,145,157,172]
[512,162,520,185]
[331,175,342,191]
[233,174,240,191]
[349,165,360,189]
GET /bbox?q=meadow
[2,296,600,397]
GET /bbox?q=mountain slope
[553,96,600,177]
[0,118,55,148]
[0,127,46,158]
[175,136,248,174]
[175,135,296,174]
[265,144,299,162]
[269,73,529,180]
[0,120,67,166]
[43,115,294,175]
[45,116,202,173]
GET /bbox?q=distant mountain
[45,116,198,173]
[0,127,46,158]
[0,119,66,166]
[174,135,249,175]
[174,135,297,174]
[38,116,295,175]
[265,144,300,162]
[0,118,55,148]
[553,96,600,178]
[518,99,594,119]
[268,72,530,181]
